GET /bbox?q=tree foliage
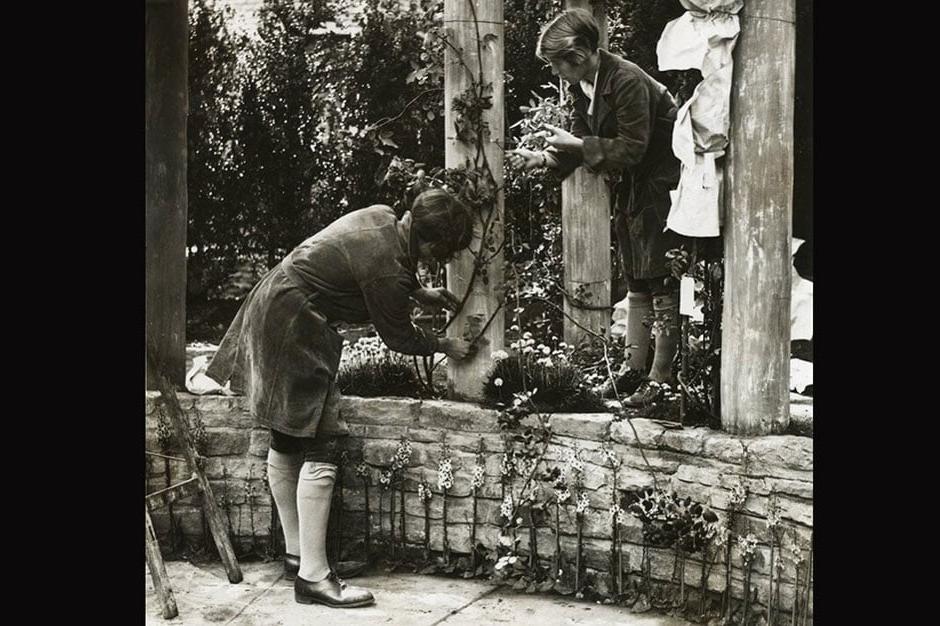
[185,0,700,343]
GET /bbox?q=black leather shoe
[284,554,300,581]
[294,571,375,608]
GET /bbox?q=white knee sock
[267,449,304,556]
[649,292,679,383]
[622,291,653,373]
[296,461,337,582]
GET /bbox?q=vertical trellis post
[146,0,188,389]
[561,0,610,346]
[721,0,795,434]
[444,0,505,401]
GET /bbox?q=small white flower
[492,350,509,361]
[576,491,590,514]
[500,493,514,518]
[471,464,485,489]
[494,377,503,387]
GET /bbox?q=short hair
[411,188,474,261]
[536,8,600,66]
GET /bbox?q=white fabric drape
[656,0,743,237]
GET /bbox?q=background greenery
[185,0,700,342]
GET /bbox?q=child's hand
[506,148,544,170]
[541,124,580,152]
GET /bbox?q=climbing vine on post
[441,0,506,401]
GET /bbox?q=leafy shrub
[337,336,425,398]
[481,334,606,413]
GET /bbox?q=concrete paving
[146,560,696,625]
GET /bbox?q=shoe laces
[327,569,348,589]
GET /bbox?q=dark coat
[206,206,439,438]
[552,49,684,280]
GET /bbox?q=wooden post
[562,0,610,347]
[720,0,795,435]
[146,0,189,389]
[145,505,179,619]
[444,0,505,401]
[154,372,243,584]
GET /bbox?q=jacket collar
[568,49,615,132]
[396,210,420,271]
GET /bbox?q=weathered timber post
[146,0,188,389]
[562,0,610,346]
[444,0,505,400]
[721,0,795,434]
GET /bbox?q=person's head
[536,8,600,83]
[411,188,474,263]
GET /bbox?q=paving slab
[438,586,694,625]
[147,560,496,625]
[147,560,695,626]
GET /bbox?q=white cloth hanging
[656,0,743,237]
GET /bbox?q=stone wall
[145,392,813,618]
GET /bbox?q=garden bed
[145,391,813,624]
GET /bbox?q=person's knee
[270,429,312,454]
[652,292,678,311]
[299,462,337,485]
[301,436,341,464]
[626,291,652,307]
[625,275,651,294]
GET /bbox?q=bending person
[206,189,473,608]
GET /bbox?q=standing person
[507,8,685,406]
[206,189,474,608]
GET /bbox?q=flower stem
[443,488,450,566]
[471,489,479,571]
[575,512,583,593]
[363,481,371,561]
[423,500,431,563]
[400,475,406,552]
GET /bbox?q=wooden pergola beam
[562,0,611,347]
[720,0,795,435]
[146,0,189,389]
[444,0,506,401]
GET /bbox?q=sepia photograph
[145,0,813,623]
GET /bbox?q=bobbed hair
[536,8,600,67]
[411,188,474,262]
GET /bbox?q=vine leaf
[378,131,399,148]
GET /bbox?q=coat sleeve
[360,273,440,356]
[551,106,594,180]
[581,71,652,172]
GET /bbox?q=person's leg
[622,276,679,407]
[267,430,305,558]
[621,276,653,374]
[294,436,374,607]
[296,437,337,583]
[648,278,680,383]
